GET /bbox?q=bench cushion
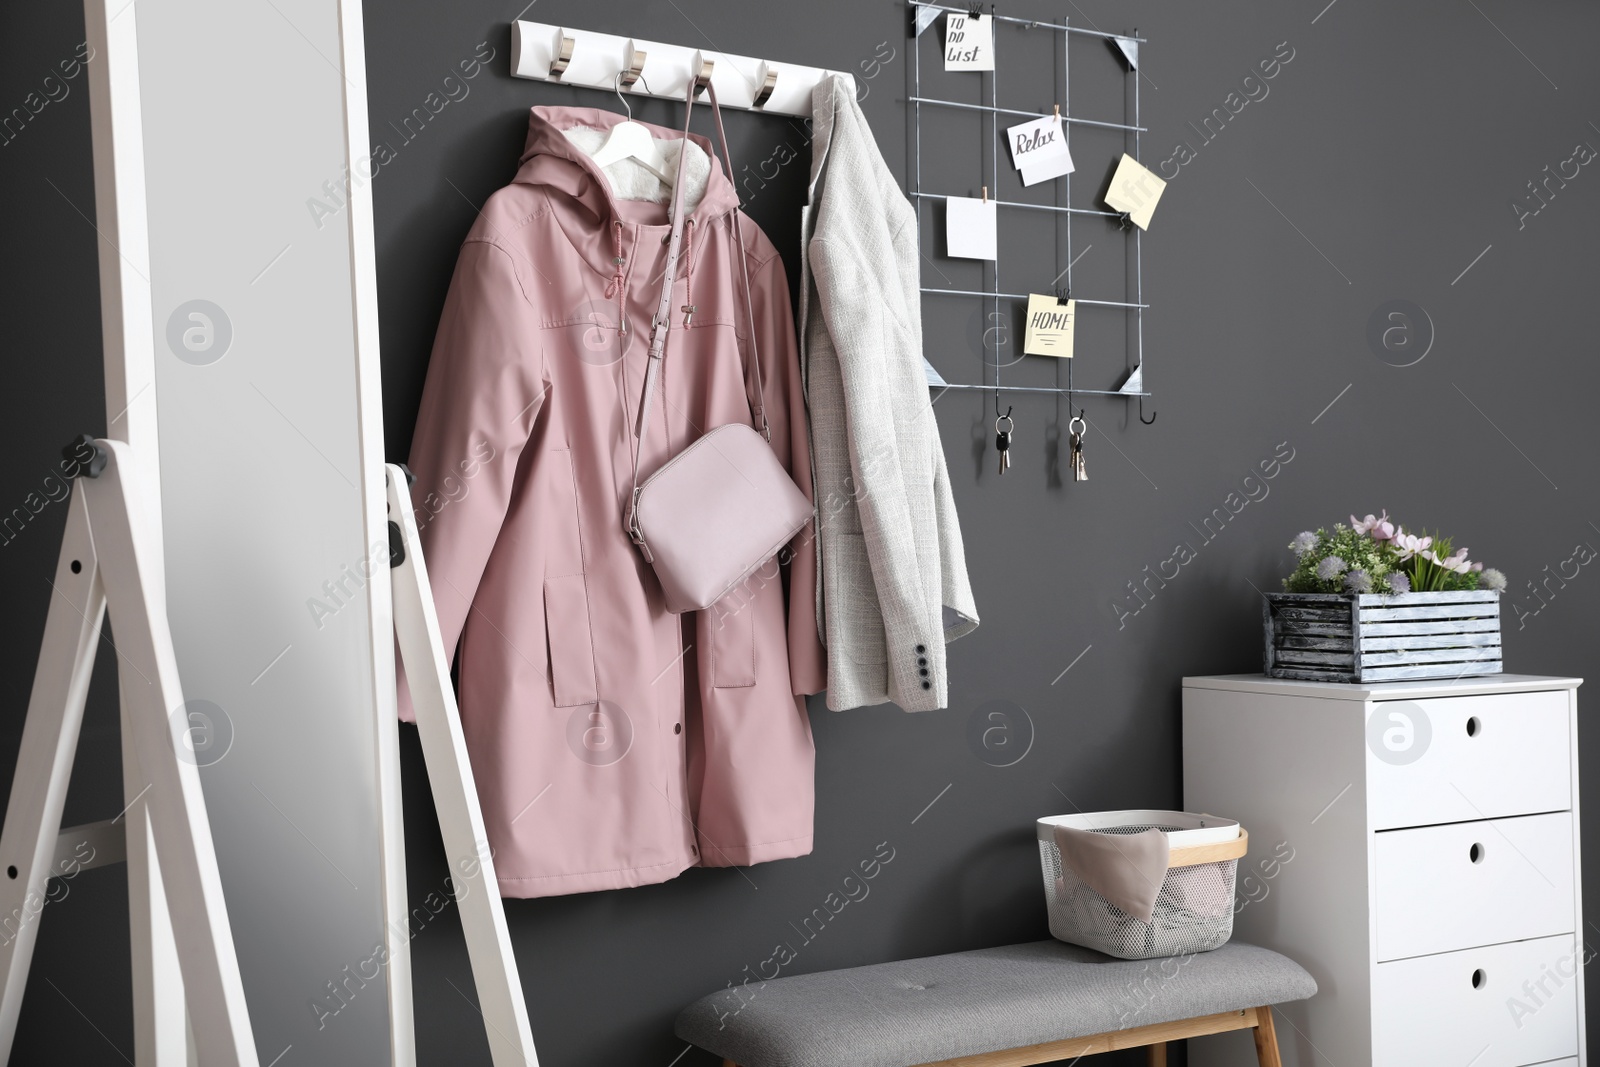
[676,940,1316,1067]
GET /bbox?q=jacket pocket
[544,449,598,706]
[545,575,599,706]
[710,591,756,688]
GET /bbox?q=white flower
[1478,567,1508,592]
[1290,531,1318,557]
[1392,528,1433,561]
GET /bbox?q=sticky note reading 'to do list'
[944,12,994,72]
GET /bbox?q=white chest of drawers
[1184,674,1585,1067]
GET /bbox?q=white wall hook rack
[510,20,853,118]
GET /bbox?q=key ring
[1068,413,1086,436]
[995,412,1015,435]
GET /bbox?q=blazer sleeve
[396,239,547,722]
[745,235,828,696]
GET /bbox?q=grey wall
[4,1,1599,1064]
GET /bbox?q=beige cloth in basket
[1053,825,1170,923]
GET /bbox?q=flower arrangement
[1283,510,1507,596]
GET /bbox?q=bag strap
[625,79,767,546]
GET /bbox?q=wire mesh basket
[1037,810,1245,960]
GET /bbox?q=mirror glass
[138,0,400,1060]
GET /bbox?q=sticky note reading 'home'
[946,196,997,260]
[1103,153,1166,230]
[944,12,994,71]
[1007,115,1074,186]
[1024,294,1075,358]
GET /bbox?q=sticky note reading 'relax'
[1103,153,1167,230]
[946,196,997,260]
[944,12,995,72]
[1024,294,1075,358]
[1007,115,1074,187]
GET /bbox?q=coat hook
[1139,395,1157,425]
[693,57,715,97]
[620,47,647,90]
[753,67,779,109]
[549,34,576,79]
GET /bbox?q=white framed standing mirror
[124,0,410,1060]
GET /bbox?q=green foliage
[1283,523,1396,594]
[1406,532,1480,593]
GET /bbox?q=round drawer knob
[1469,842,1485,864]
[1471,968,1487,989]
[1466,716,1482,737]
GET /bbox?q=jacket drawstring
[605,219,628,335]
[680,217,697,326]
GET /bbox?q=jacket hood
[513,105,740,227]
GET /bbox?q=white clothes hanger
[588,72,674,186]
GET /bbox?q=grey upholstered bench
[677,940,1316,1067]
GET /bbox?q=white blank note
[946,196,997,260]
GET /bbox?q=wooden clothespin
[981,185,988,203]
[1053,103,1061,119]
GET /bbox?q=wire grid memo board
[908,1,1153,426]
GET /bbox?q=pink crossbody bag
[623,80,812,615]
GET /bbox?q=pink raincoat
[400,105,825,897]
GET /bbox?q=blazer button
[919,667,929,677]
[917,657,928,667]
[921,681,932,690]
[915,644,927,654]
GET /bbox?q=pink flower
[1351,511,1395,541]
[1420,547,1475,574]
[1392,528,1433,560]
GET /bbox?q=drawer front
[1367,691,1571,830]
[1375,812,1576,961]
[1373,934,1581,1067]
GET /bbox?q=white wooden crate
[1263,591,1502,683]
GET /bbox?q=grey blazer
[800,75,979,713]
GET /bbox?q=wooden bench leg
[1252,1005,1282,1067]
[1147,1041,1167,1066]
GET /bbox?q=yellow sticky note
[1104,153,1166,230]
[1024,294,1075,358]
